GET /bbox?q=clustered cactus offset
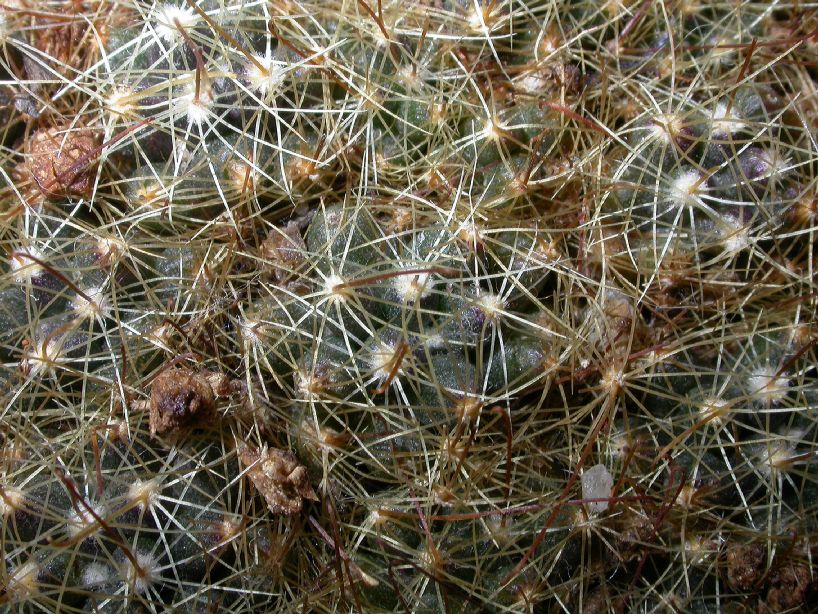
[1,0,817,612]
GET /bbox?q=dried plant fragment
[149,368,215,436]
[261,222,308,280]
[26,126,100,199]
[33,11,92,74]
[0,86,19,126]
[615,513,654,563]
[726,543,766,593]
[765,562,813,612]
[239,445,318,515]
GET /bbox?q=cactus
[1,0,817,612]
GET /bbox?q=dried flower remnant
[149,367,216,436]
[765,562,813,612]
[725,543,766,593]
[26,126,100,199]
[239,445,318,515]
[33,11,92,74]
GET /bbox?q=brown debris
[614,514,654,563]
[149,368,216,436]
[33,14,91,74]
[239,445,318,515]
[195,515,243,558]
[765,561,812,612]
[726,543,767,593]
[204,371,234,397]
[26,126,100,199]
[580,584,610,614]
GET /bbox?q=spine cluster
[0,1,816,612]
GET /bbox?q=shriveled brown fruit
[33,13,92,74]
[765,561,813,612]
[726,543,767,593]
[149,367,216,436]
[26,126,100,199]
[239,445,318,515]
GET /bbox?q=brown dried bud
[32,9,92,74]
[149,368,215,436]
[726,543,766,593]
[26,126,100,199]
[239,445,318,515]
[765,562,812,612]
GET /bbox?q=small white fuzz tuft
[246,54,287,95]
[719,216,750,254]
[711,102,744,135]
[539,35,558,55]
[467,4,496,33]
[67,502,105,537]
[225,158,255,192]
[106,88,136,117]
[297,368,327,399]
[649,113,685,143]
[675,484,697,509]
[28,336,71,372]
[599,365,625,395]
[239,317,262,344]
[699,396,730,426]
[425,331,446,351]
[757,440,797,477]
[153,4,199,42]
[135,180,169,209]
[82,562,112,588]
[685,535,718,564]
[755,149,791,183]
[483,117,503,141]
[747,365,790,404]
[367,339,401,382]
[397,64,423,91]
[393,265,432,303]
[147,322,172,348]
[607,429,633,460]
[457,222,486,249]
[323,273,349,303]
[127,479,161,511]
[97,236,126,264]
[0,487,25,516]
[518,72,547,95]
[368,508,388,528]
[72,286,111,320]
[123,551,159,594]
[11,248,45,283]
[477,291,505,322]
[177,77,214,126]
[670,169,703,206]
